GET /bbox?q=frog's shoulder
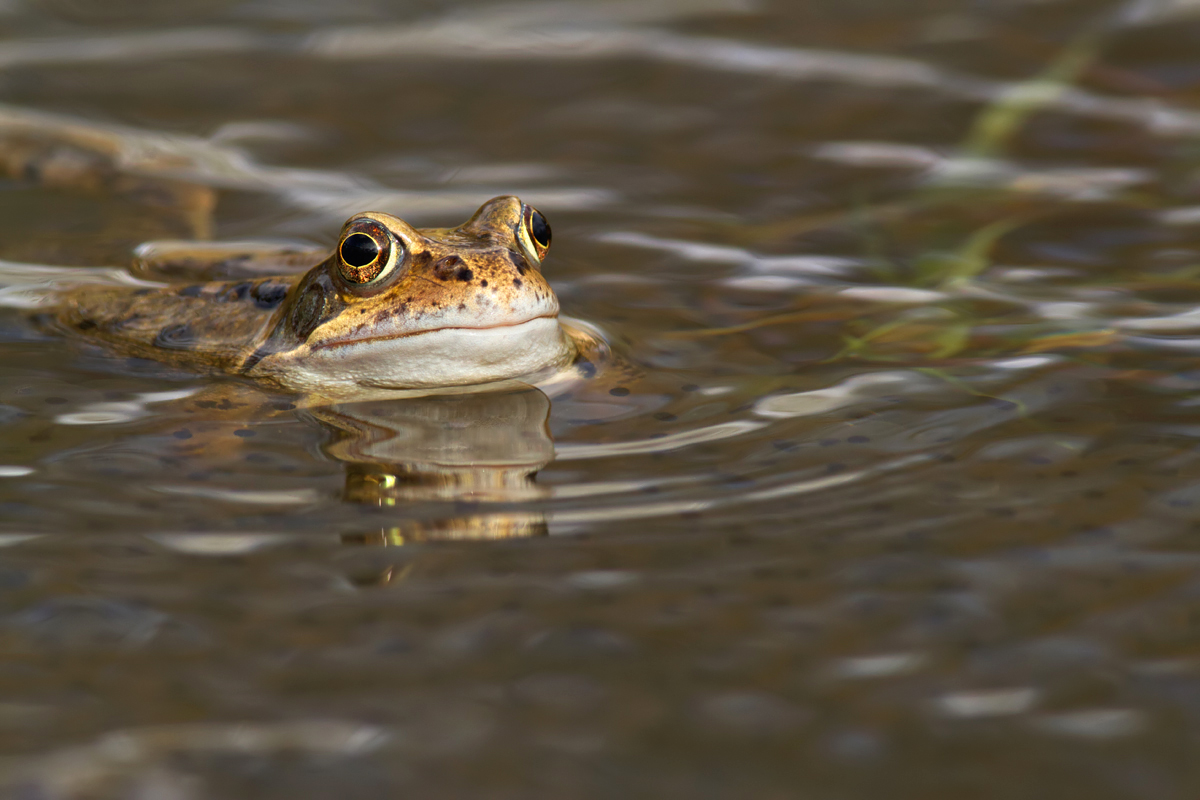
[47,275,299,371]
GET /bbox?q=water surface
[3,0,1200,797]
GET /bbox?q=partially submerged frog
[45,195,610,396]
[0,106,656,551]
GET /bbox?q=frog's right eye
[337,224,399,285]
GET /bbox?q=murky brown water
[5,0,1200,796]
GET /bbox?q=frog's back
[48,276,298,373]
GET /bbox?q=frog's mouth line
[308,313,559,351]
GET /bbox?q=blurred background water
[5,0,1200,796]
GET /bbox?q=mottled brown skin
[51,276,293,373]
[47,196,579,394]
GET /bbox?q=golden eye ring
[336,222,399,285]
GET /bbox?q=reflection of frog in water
[316,385,556,547]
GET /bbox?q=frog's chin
[258,316,576,394]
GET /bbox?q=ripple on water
[697,691,809,737]
[4,0,1200,794]
[4,597,208,651]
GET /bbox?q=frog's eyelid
[516,229,539,266]
[380,236,402,279]
[366,231,403,283]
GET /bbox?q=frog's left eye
[520,204,551,264]
[337,225,398,285]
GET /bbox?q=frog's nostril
[433,254,473,282]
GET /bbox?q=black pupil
[530,210,551,248]
[341,233,380,268]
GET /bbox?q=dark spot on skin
[481,280,488,288]
[77,319,96,331]
[195,400,217,409]
[178,285,203,298]
[222,282,251,302]
[456,267,473,282]
[411,252,431,270]
[458,303,467,311]
[513,278,523,288]
[234,429,256,438]
[251,282,288,310]
[507,250,528,275]
[433,255,466,281]
[609,387,630,397]
[578,361,596,378]
[133,289,153,297]
[172,429,192,440]
[155,323,194,350]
